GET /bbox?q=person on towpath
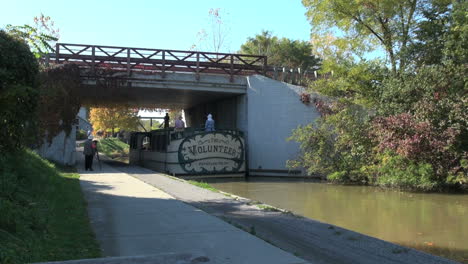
[83,136,97,171]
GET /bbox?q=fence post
[162,50,166,78]
[91,46,95,75]
[55,43,59,63]
[230,55,234,82]
[45,53,50,67]
[127,48,131,87]
[126,48,131,77]
[297,68,301,85]
[196,52,200,81]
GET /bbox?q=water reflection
[204,177,468,263]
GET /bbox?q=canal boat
[129,128,246,178]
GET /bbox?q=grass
[257,204,281,212]
[97,137,129,160]
[0,149,101,263]
[187,180,218,192]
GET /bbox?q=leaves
[89,106,139,136]
[302,0,452,74]
[5,13,59,59]
[239,31,321,70]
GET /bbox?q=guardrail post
[44,53,50,67]
[230,55,234,82]
[127,48,131,87]
[263,56,267,76]
[91,46,95,75]
[126,48,131,76]
[297,68,301,85]
[55,43,59,63]
[196,52,200,81]
[162,50,166,78]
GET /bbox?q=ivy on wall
[37,64,82,143]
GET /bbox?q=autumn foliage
[89,106,139,136]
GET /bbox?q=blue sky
[0,0,312,53]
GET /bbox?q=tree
[302,0,452,74]
[443,1,468,64]
[89,106,139,136]
[6,13,59,58]
[240,30,278,57]
[289,0,468,190]
[192,8,230,53]
[240,31,320,70]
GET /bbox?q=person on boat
[159,113,170,129]
[205,114,215,132]
[175,116,185,132]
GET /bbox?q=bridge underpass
[41,43,322,177]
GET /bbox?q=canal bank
[204,177,468,263]
[109,163,459,264]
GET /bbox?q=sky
[0,0,313,53]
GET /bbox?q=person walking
[83,136,96,171]
[205,114,215,132]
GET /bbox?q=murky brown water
[203,177,468,263]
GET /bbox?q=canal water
[203,177,468,263]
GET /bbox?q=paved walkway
[75,153,308,264]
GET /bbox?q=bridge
[50,43,268,81]
[41,43,322,177]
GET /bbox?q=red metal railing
[52,43,267,82]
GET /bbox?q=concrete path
[75,153,308,264]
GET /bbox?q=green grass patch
[0,149,101,263]
[97,137,129,159]
[187,180,218,192]
[256,204,281,212]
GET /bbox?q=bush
[0,30,38,89]
[76,129,88,140]
[288,101,374,183]
[371,152,437,191]
[373,64,467,184]
[0,30,39,151]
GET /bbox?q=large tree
[302,0,453,74]
[240,31,320,70]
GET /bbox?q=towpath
[66,152,308,264]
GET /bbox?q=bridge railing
[51,43,267,81]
